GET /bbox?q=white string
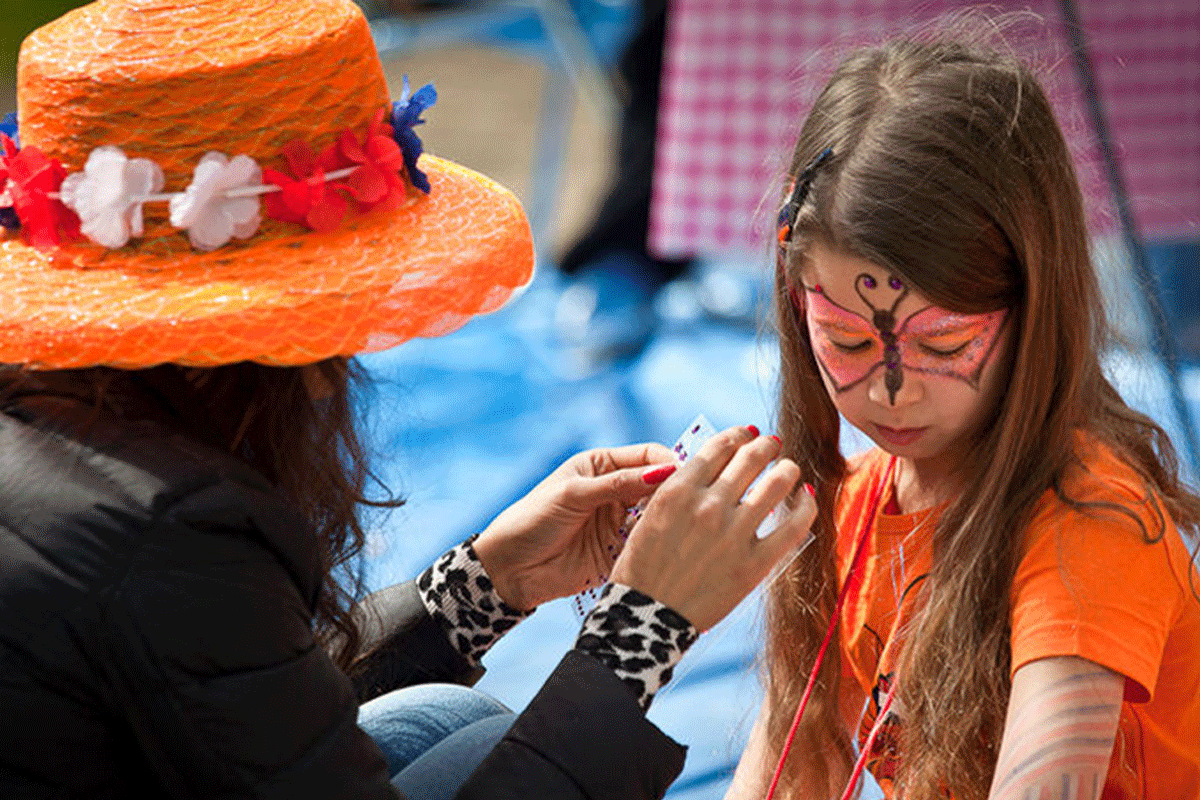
[46,165,363,203]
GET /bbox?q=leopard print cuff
[416,537,533,667]
[573,583,699,711]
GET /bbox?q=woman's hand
[473,442,678,611]
[610,426,816,632]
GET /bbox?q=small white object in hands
[573,415,718,618]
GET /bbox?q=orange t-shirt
[834,445,1200,799]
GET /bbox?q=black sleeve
[348,580,484,703]
[96,479,681,800]
[457,650,687,800]
[89,507,400,799]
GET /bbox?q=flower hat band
[1,78,437,251]
[0,0,534,370]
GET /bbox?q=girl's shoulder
[1038,433,1166,529]
[1025,432,1191,573]
[1056,432,1154,503]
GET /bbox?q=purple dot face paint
[803,281,1009,405]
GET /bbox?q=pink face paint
[897,305,1009,386]
[804,280,1008,403]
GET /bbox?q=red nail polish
[770,435,782,445]
[642,464,677,485]
[747,424,760,437]
[803,483,816,496]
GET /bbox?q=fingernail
[803,483,816,496]
[770,434,782,446]
[746,424,760,437]
[642,464,677,485]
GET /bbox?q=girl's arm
[987,655,1124,800]
[725,655,1122,800]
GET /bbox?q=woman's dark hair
[0,357,397,671]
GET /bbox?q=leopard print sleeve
[573,583,699,711]
[416,537,533,667]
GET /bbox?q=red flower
[262,139,349,233]
[335,109,407,212]
[1,142,79,247]
[261,111,411,233]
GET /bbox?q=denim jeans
[358,683,516,800]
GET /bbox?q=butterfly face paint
[802,278,1008,405]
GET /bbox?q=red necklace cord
[764,456,897,800]
[839,682,897,800]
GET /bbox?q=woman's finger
[680,424,760,486]
[748,473,818,576]
[561,462,679,512]
[586,442,677,473]
[710,434,783,503]
[737,457,801,521]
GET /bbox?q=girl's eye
[918,340,970,358]
[830,338,873,353]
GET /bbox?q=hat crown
[17,0,389,222]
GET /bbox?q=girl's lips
[874,424,928,446]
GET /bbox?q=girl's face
[798,242,1014,470]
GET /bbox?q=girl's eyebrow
[809,316,873,335]
[911,321,984,337]
[902,307,999,336]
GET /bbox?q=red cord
[763,457,896,800]
[839,683,896,800]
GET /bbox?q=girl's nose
[867,366,923,407]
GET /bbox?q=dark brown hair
[766,17,1200,800]
[0,358,398,671]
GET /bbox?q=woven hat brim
[0,155,534,369]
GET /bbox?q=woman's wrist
[573,583,699,711]
[416,536,533,666]
[469,529,536,612]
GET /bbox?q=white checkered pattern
[650,0,1199,258]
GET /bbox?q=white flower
[59,146,164,248]
[169,152,262,251]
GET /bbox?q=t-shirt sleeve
[1009,467,1183,703]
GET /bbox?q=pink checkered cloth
[650,0,1199,259]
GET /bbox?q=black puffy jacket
[0,397,685,799]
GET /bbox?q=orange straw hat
[0,0,534,369]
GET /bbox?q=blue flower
[1,112,18,229]
[1,112,18,148]
[390,76,437,194]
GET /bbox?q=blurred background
[3,1,1197,797]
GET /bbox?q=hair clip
[778,147,833,313]
[777,147,834,235]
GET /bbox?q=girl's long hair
[765,18,1200,800]
[0,358,397,672]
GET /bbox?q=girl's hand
[610,426,817,632]
[473,442,677,611]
